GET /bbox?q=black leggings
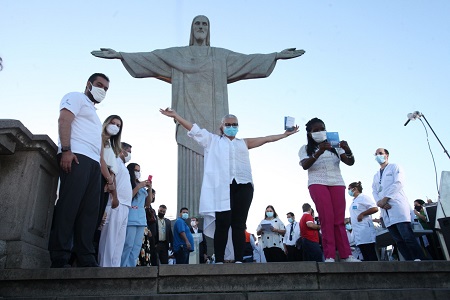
[214,180,253,262]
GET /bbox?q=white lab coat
[372,163,411,227]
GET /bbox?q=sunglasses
[224,123,238,128]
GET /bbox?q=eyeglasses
[374,152,385,156]
[224,123,238,128]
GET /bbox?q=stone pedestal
[0,120,58,269]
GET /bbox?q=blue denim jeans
[174,246,190,264]
[387,222,426,261]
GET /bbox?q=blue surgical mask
[375,155,386,164]
[182,213,189,220]
[266,211,274,218]
[348,189,354,197]
[287,217,294,223]
[223,126,238,137]
[345,223,352,231]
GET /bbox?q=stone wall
[0,119,58,268]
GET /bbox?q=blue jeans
[174,246,190,264]
[387,222,426,261]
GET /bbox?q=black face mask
[158,212,165,219]
[415,206,422,212]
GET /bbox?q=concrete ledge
[1,262,449,298]
[0,267,158,298]
[317,261,450,290]
[158,262,319,293]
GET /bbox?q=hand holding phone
[148,175,153,182]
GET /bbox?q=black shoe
[50,260,71,268]
[79,262,100,267]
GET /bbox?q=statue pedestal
[0,120,58,268]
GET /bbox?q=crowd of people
[48,73,206,268]
[48,73,434,268]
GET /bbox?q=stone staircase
[1,261,450,299]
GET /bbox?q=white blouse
[257,217,286,250]
[299,144,345,186]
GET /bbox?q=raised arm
[91,48,123,59]
[276,48,305,60]
[159,108,193,131]
[245,126,299,150]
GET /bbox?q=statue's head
[189,15,210,46]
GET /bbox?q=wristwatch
[61,145,71,152]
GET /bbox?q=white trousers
[98,203,129,267]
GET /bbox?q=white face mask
[311,131,327,143]
[124,152,131,163]
[89,83,106,103]
[134,171,141,180]
[190,221,197,227]
[106,124,120,136]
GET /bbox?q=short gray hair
[221,114,238,124]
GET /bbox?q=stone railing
[0,120,58,269]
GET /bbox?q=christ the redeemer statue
[91,15,305,216]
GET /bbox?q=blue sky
[1,0,450,232]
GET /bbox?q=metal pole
[421,114,450,159]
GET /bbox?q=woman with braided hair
[299,117,359,262]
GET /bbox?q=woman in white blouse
[256,205,287,262]
[160,108,298,264]
[299,117,359,262]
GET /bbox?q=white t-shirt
[298,145,345,186]
[349,193,377,245]
[372,163,411,227]
[103,143,118,175]
[257,217,286,250]
[111,157,132,206]
[58,92,102,162]
[283,221,300,246]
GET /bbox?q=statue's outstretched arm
[91,48,123,59]
[276,48,305,60]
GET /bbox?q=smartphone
[148,175,153,182]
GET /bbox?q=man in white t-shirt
[48,73,110,268]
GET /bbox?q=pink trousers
[308,184,351,260]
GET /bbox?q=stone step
[1,261,449,299]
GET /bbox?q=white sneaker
[215,262,224,264]
[342,256,361,262]
[414,259,421,261]
[324,258,335,262]
[235,261,242,264]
